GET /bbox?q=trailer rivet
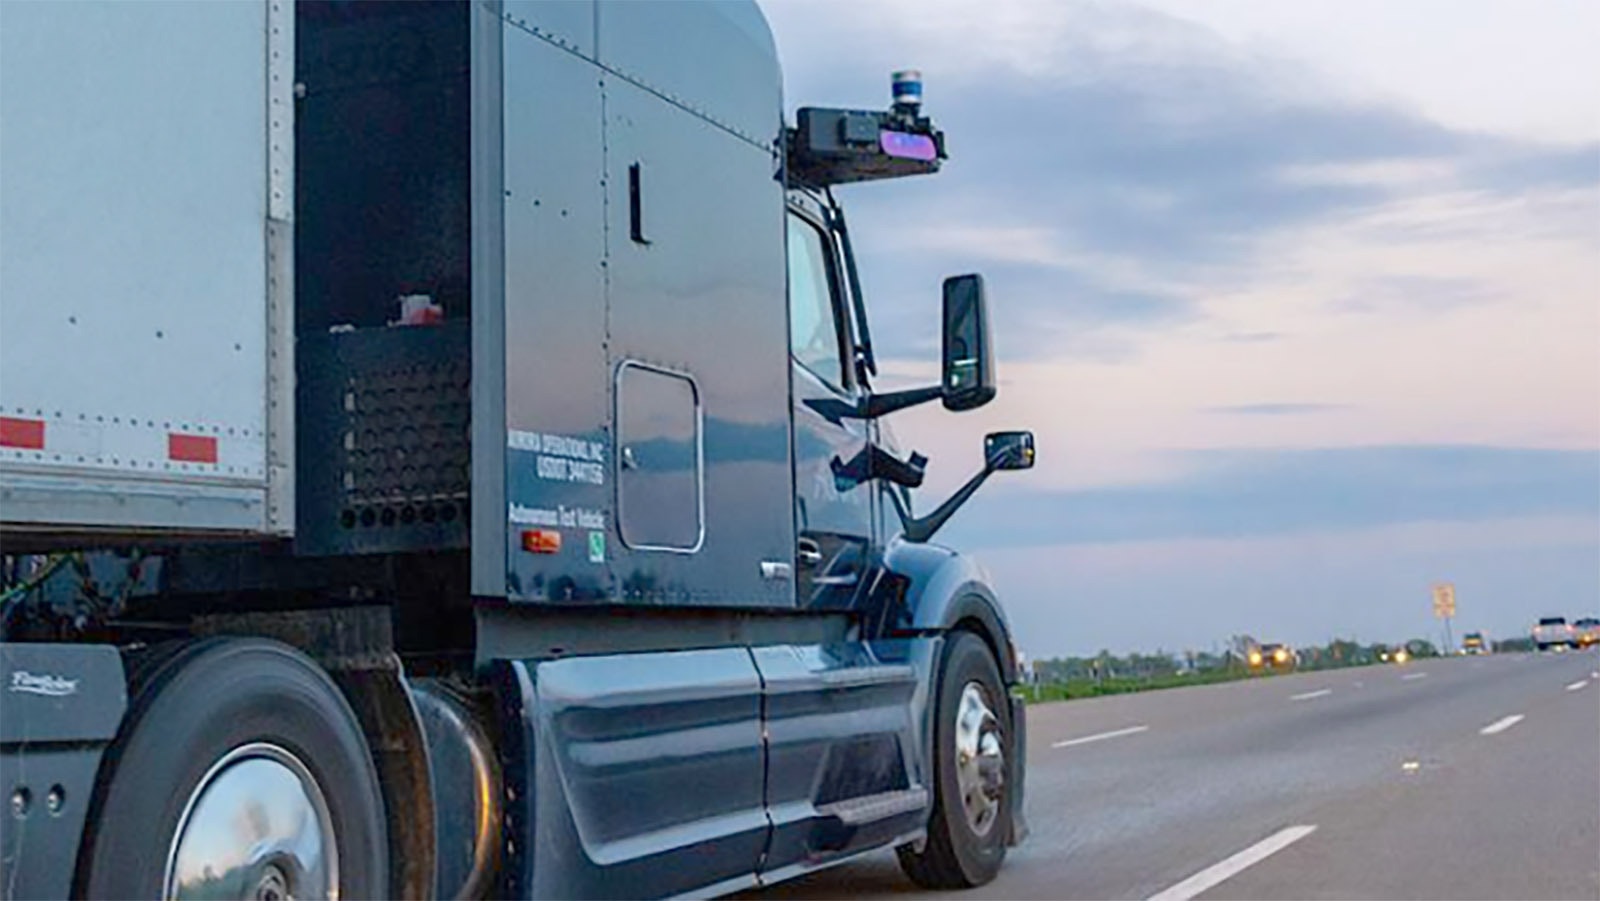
[45,785,65,814]
[10,787,29,817]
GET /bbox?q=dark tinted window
[787,215,848,390]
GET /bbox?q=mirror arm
[890,432,1030,543]
[900,465,995,544]
[858,385,942,418]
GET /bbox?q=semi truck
[0,1,1036,898]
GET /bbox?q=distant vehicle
[1402,639,1438,659]
[1248,643,1296,670]
[1573,618,1600,649]
[1532,617,1579,651]
[1375,643,1410,664]
[1460,632,1490,655]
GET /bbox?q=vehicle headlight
[1273,649,1288,663]
[1248,652,1262,665]
[1395,651,1409,663]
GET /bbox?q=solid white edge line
[1145,825,1318,901]
[1051,724,1150,748]
[1565,680,1588,691]
[1480,714,1525,735]
[1290,689,1332,701]
[1401,672,1428,680]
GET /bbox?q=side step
[809,787,930,854]
[817,787,929,826]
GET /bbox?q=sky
[762,0,1600,659]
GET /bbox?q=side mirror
[984,431,1035,471]
[832,271,1000,421]
[942,274,996,411]
[892,428,1037,543]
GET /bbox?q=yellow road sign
[1432,582,1456,618]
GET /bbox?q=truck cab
[0,3,1033,898]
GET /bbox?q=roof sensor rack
[786,69,947,189]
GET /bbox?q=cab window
[787,214,849,390]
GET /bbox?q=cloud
[768,0,1600,362]
[1208,403,1349,416]
[1466,141,1600,194]
[941,445,1600,548]
[1329,275,1501,315]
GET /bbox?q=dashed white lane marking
[1401,672,1428,681]
[1051,724,1150,749]
[1291,689,1333,701]
[1480,714,1525,735]
[1145,825,1319,901]
[1566,680,1589,692]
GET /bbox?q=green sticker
[588,530,606,563]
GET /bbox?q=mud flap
[1006,692,1029,846]
[0,643,126,900]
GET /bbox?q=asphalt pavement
[747,650,1600,900]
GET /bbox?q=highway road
[749,650,1600,900]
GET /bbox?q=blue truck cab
[0,2,1033,898]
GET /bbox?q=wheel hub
[254,864,288,901]
[954,681,1005,837]
[163,743,338,901]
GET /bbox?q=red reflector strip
[0,417,45,449]
[521,529,562,554]
[168,433,218,463]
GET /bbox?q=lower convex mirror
[984,431,1035,471]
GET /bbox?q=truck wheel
[78,637,388,900]
[898,631,1009,889]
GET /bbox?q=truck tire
[898,630,1010,889]
[77,637,388,900]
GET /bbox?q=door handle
[814,572,859,588]
[797,538,823,567]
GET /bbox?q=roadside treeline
[1021,634,1526,703]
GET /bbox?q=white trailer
[1,0,294,537]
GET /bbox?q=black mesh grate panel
[298,322,470,555]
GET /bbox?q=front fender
[881,539,1017,685]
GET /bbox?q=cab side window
[787,214,849,391]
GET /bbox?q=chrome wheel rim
[164,742,339,901]
[954,681,1005,837]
